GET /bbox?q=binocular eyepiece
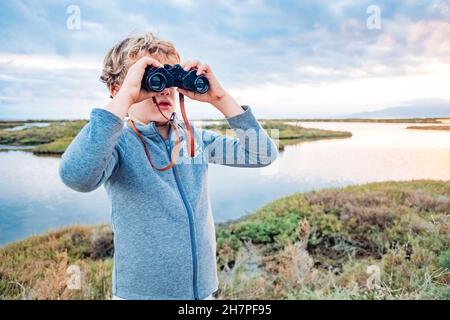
[141,64,209,94]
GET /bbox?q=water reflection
[0,122,449,245]
[210,122,450,221]
[0,152,110,244]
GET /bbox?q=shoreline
[1,179,449,299]
[406,125,450,131]
[1,117,449,124]
[0,119,353,155]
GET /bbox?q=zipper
[158,134,200,300]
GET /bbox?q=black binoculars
[141,64,209,94]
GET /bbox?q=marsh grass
[202,120,352,150]
[0,120,87,155]
[0,119,352,154]
[0,181,448,300]
[216,180,450,299]
[407,125,450,131]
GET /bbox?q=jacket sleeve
[59,108,126,192]
[201,105,278,167]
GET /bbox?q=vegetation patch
[0,119,352,154]
[1,180,448,299]
[407,125,450,131]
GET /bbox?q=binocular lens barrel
[148,73,166,92]
[193,77,209,94]
[142,64,209,94]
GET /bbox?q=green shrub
[438,250,450,269]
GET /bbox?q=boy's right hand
[106,56,163,120]
[117,56,163,105]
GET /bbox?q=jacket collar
[133,121,162,139]
[127,118,183,142]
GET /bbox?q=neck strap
[127,92,195,171]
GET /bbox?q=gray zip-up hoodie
[59,105,278,300]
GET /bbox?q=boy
[59,32,278,300]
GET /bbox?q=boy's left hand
[178,60,227,105]
[178,60,244,118]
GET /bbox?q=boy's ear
[110,84,119,98]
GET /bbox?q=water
[0,144,35,151]
[4,123,50,131]
[1,122,449,245]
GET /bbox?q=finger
[177,88,190,96]
[182,60,194,71]
[139,90,157,101]
[196,63,210,76]
[177,88,197,100]
[183,60,201,71]
[140,56,163,68]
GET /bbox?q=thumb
[177,88,195,99]
[140,90,156,101]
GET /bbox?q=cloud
[0,53,101,70]
[229,70,450,116]
[165,0,194,8]
[1,0,450,119]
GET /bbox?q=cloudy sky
[1,0,450,119]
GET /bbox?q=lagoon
[0,122,449,245]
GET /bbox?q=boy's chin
[153,108,174,121]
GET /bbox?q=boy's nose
[159,88,170,96]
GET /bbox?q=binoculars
[141,64,209,94]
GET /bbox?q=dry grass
[407,125,450,131]
[0,225,112,300]
[216,180,450,299]
[1,180,449,300]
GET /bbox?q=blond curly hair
[100,32,180,90]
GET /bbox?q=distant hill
[350,104,450,118]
